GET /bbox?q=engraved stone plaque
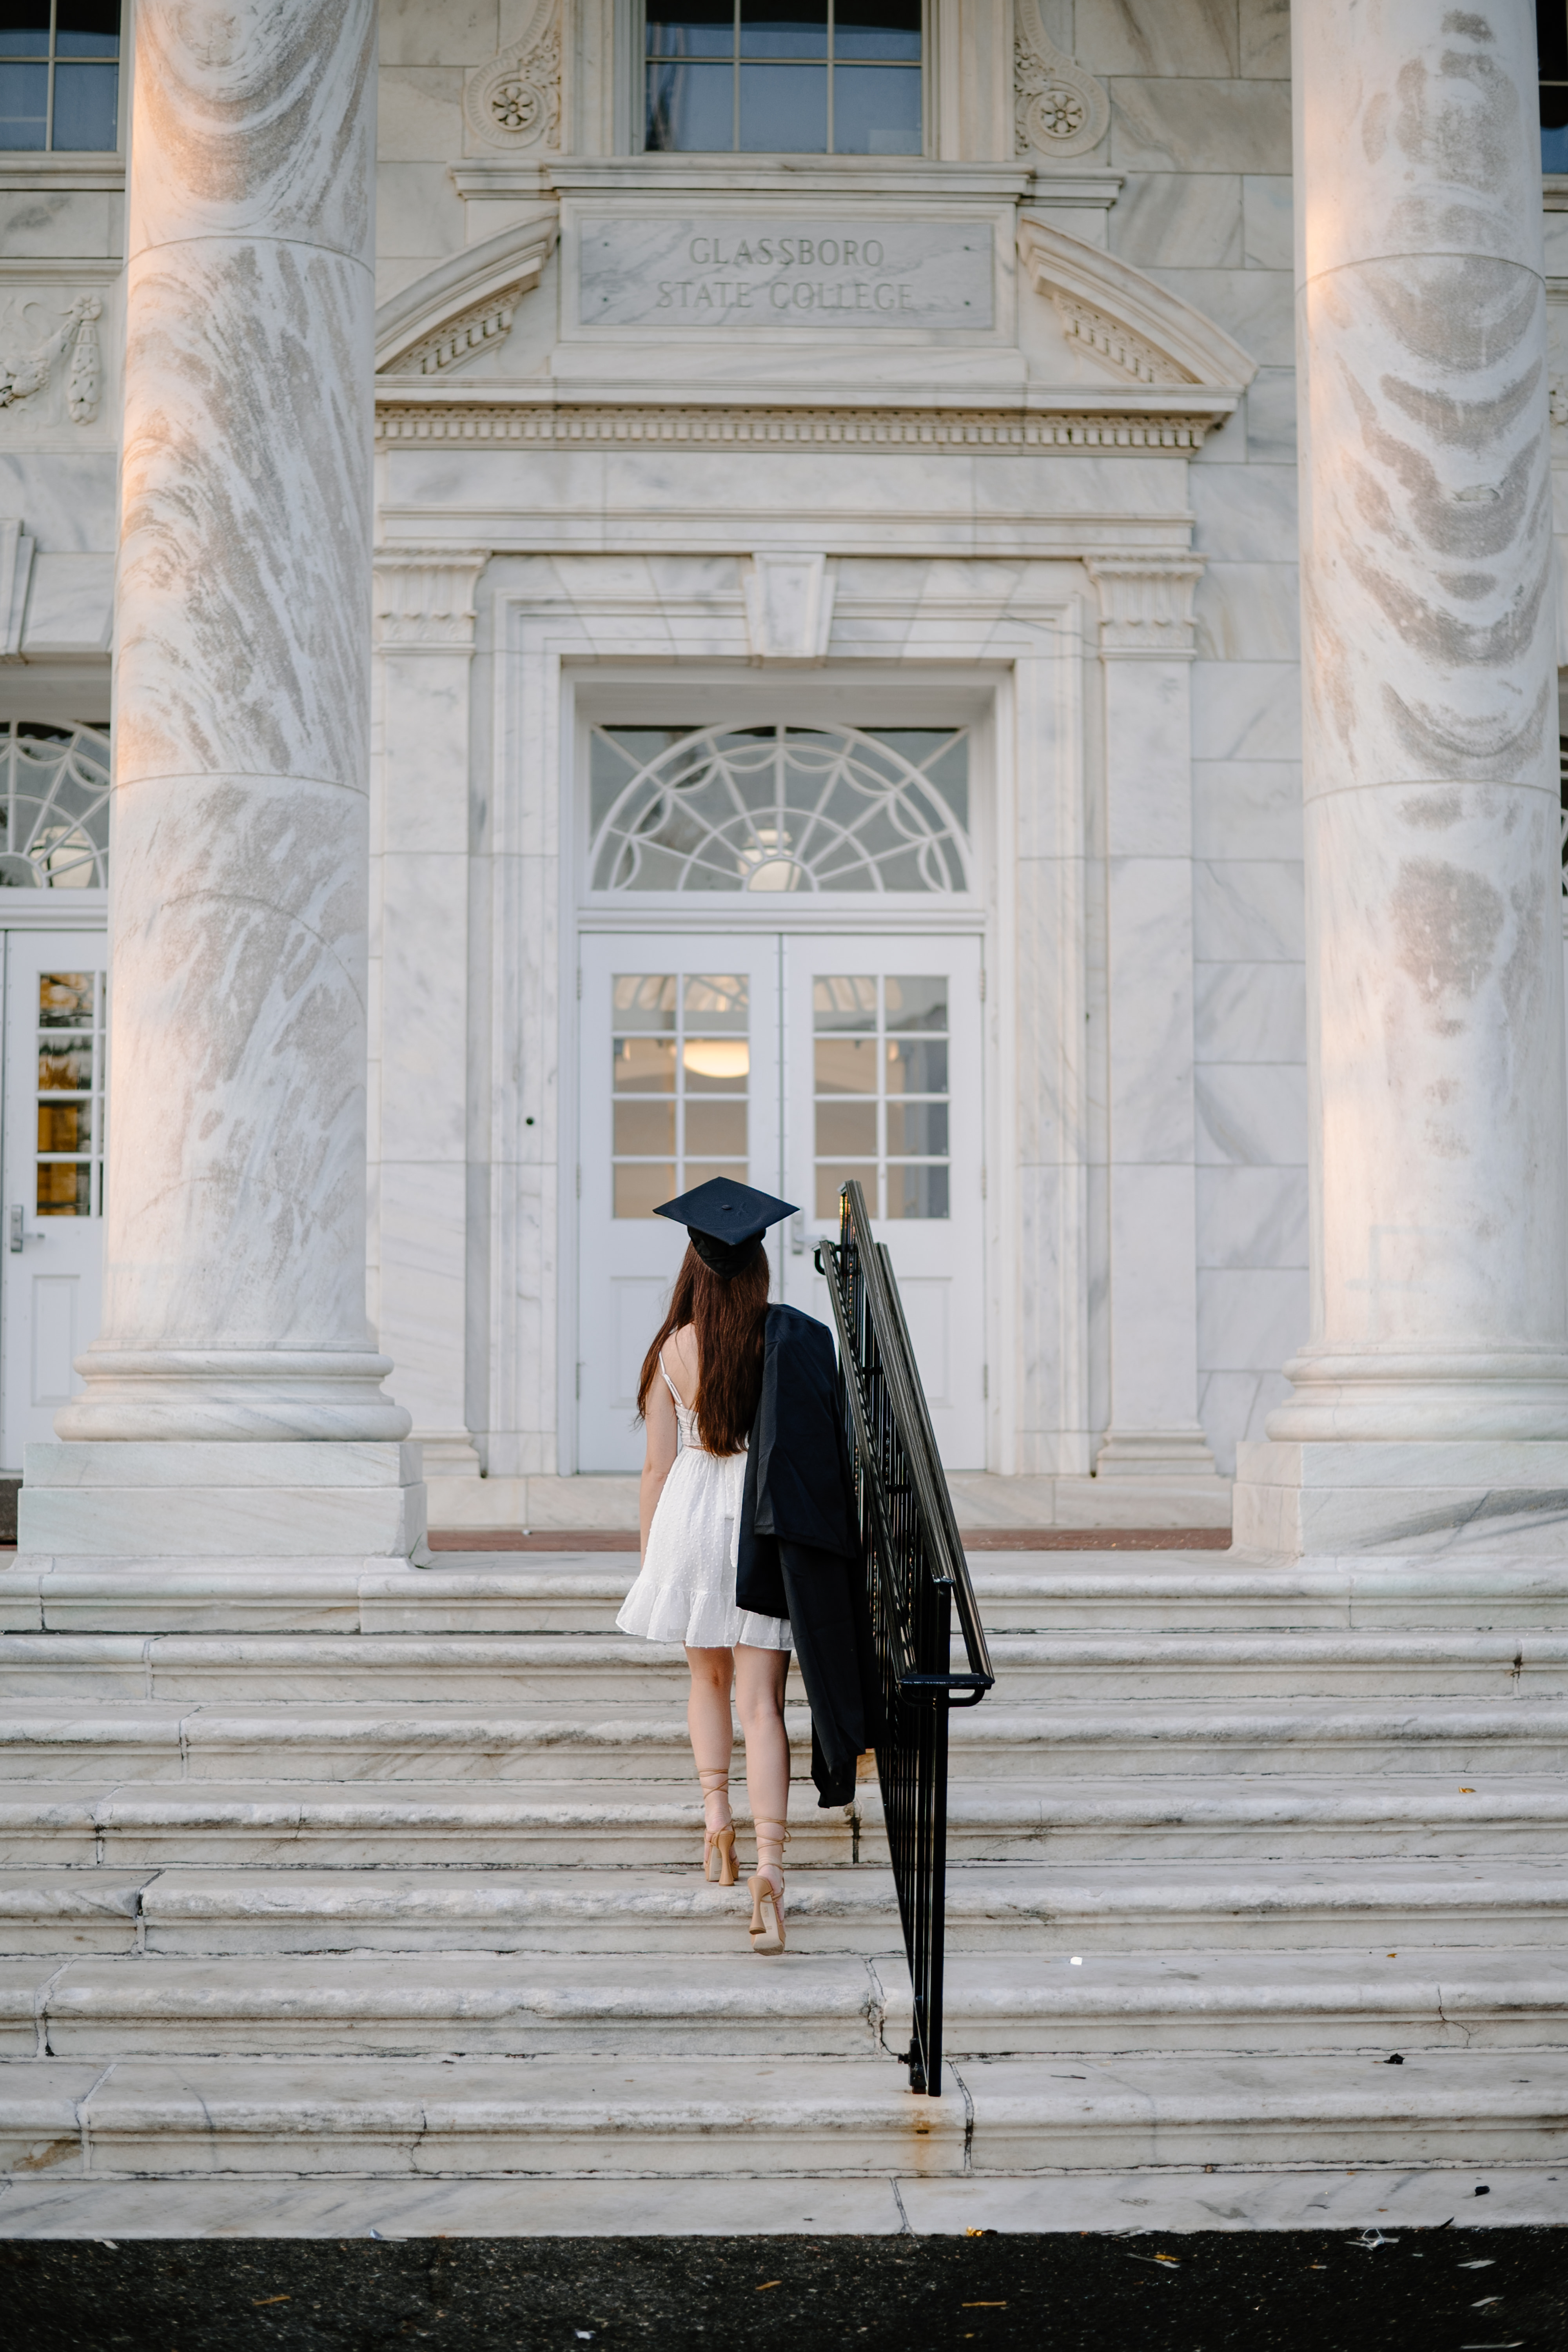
[576,215,995,332]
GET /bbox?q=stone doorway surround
[376,553,1235,1534]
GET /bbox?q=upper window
[645,2,922,155]
[589,722,969,895]
[0,3,119,152]
[1542,2,1568,169]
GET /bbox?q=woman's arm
[639,1367,679,1555]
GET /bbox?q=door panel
[577,935,782,1472]
[780,936,985,1467]
[577,929,985,1474]
[1,932,108,1468]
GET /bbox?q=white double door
[0,927,109,1469]
[577,929,985,1472]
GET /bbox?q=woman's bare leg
[685,1646,735,1830]
[734,1642,791,1886]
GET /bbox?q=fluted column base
[1265,1347,1568,1446]
[55,1348,415,1443]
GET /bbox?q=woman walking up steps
[617,1177,884,1959]
[617,1181,797,1954]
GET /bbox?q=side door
[577,933,782,1472]
[0,934,108,1467]
[780,935,986,1469]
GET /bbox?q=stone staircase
[0,1544,1566,2234]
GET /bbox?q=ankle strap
[697,1767,730,1793]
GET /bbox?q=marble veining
[1266,0,1568,1447]
[58,0,406,1450]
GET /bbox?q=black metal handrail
[815,1180,994,2095]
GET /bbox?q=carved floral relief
[0,291,103,426]
[1014,0,1110,161]
[463,0,563,155]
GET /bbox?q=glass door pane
[783,933,986,1469]
[0,927,109,1466]
[577,934,781,1472]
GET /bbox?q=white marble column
[1086,559,1225,1499]
[1235,0,1568,1559]
[371,550,487,1484]
[19,0,423,1563]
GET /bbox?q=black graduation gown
[734,1303,884,1806]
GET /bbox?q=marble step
[4,1773,1566,1866]
[4,2046,1565,2176]
[9,1555,1568,1637]
[6,1630,1568,1702]
[7,1858,1568,1958]
[2,1698,1564,1781]
[6,1943,1563,2061]
[0,1780,865,1868]
[3,1949,909,2060]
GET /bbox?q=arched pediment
[375,217,558,377]
[1018,218,1258,393]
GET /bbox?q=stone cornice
[1085,557,1206,655]
[375,220,558,377]
[1019,218,1258,392]
[0,155,122,191]
[373,548,490,647]
[375,396,1228,454]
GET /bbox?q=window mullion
[733,0,741,152]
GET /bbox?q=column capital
[1085,556,1204,657]
[373,548,490,648]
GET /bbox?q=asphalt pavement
[3,2225,1566,2351]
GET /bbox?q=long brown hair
[637,1244,769,1455]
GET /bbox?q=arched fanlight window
[0,722,109,889]
[588,723,970,895]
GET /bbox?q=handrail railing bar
[870,1240,995,1688]
[817,1230,987,1700]
[815,1230,922,1691]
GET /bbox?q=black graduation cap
[655,1176,798,1278]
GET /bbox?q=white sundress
[616,1352,791,1653]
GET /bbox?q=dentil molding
[375,399,1226,453]
[374,221,558,377]
[374,550,490,648]
[463,0,562,156]
[1085,557,1205,656]
[1019,219,1258,393]
[1014,0,1111,162]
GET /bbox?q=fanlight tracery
[0,722,109,889]
[588,723,971,897]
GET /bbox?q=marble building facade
[0,0,1561,1536]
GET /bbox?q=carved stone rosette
[463,0,562,154]
[1014,0,1110,161]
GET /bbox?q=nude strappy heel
[747,1820,790,1955]
[698,1766,738,1886]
